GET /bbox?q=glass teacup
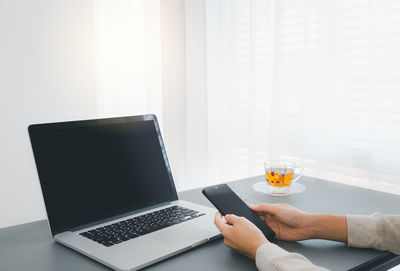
[264,160,303,195]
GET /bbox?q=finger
[251,203,281,215]
[214,212,231,233]
[256,213,268,222]
[224,214,239,225]
[251,203,273,211]
[223,238,232,248]
[251,208,267,216]
[264,214,278,227]
[264,214,275,222]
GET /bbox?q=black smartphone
[202,184,275,239]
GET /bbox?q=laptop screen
[29,115,178,235]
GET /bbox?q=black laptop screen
[29,115,178,235]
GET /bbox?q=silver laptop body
[28,114,220,271]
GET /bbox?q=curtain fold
[96,0,400,194]
[182,0,400,193]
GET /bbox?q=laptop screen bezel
[28,114,179,236]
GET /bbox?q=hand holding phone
[202,184,275,239]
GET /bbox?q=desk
[1,176,400,271]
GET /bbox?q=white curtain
[94,0,400,194]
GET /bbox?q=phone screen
[202,184,275,239]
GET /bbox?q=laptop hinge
[69,202,172,232]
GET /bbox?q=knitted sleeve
[347,213,400,254]
[255,243,329,271]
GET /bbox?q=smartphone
[202,184,275,239]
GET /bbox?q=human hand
[250,203,348,242]
[250,203,313,241]
[214,212,268,259]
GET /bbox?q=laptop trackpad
[150,224,209,247]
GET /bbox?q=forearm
[308,214,348,242]
[307,213,400,254]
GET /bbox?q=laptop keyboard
[79,205,205,247]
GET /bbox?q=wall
[0,0,98,228]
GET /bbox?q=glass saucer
[252,182,306,197]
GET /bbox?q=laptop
[28,114,220,271]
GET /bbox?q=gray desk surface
[1,176,400,271]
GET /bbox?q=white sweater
[256,214,400,271]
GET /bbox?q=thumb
[224,214,239,225]
[251,204,278,215]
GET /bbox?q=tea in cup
[264,160,303,195]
